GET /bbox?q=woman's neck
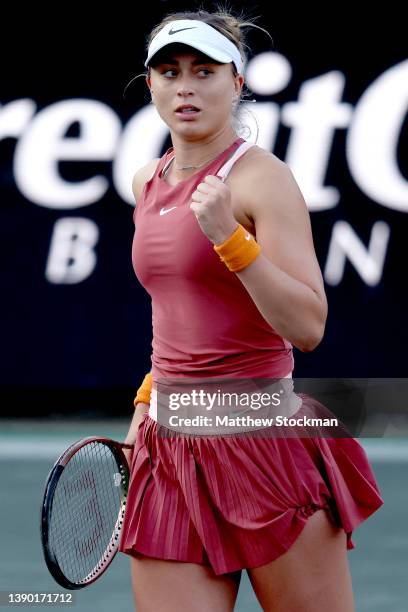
[169,129,238,177]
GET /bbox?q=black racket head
[40,437,133,590]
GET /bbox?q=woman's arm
[124,402,150,445]
[123,370,153,466]
[122,163,158,467]
[122,402,149,469]
[233,154,328,352]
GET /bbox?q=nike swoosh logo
[160,206,178,215]
[169,26,197,35]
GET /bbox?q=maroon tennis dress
[118,137,384,575]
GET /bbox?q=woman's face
[147,47,244,140]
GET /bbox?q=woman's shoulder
[231,143,288,181]
[227,144,289,204]
[132,158,161,201]
[227,144,302,231]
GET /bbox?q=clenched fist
[190,175,239,245]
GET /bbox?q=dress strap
[216,141,255,183]
[160,152,174,178]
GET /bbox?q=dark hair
[123,4,273,139]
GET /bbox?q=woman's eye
[160,68,212,77]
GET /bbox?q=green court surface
[0,420,406,611]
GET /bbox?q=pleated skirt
[119,392,384,576]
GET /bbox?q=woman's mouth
[175,105,201,120]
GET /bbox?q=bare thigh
[247,508,354,612]
[130,552,242,612]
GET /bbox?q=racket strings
[48,441,127,584]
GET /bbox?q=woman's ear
[234,73,244,99]
[146,74,155,103]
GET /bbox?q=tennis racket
[40,436,133,590]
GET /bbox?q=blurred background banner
[1,1,407,414]
[1,4,407,611]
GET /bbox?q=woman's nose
[177,77,195,96]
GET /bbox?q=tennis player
[119,9,384,611]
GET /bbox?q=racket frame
[40,436,133,590]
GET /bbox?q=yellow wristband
[213,223,261,272]
[134,371,152,407]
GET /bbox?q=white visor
[144,19,244,74]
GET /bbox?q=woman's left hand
[190,175,239,245]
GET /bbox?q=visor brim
[145,39,234,68]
